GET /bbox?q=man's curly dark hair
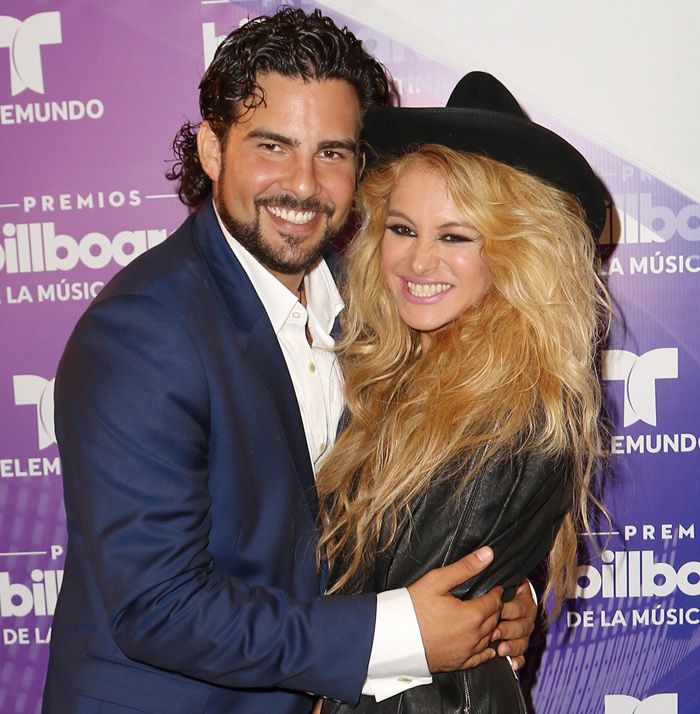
[167,7,390,207]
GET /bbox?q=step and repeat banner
[1,2,697,713]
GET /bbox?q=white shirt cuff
[362,588,432,702]
[527,578,538,605]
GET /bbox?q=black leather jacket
[321,446,572,714]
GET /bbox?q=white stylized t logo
[602,348,678,427]
[0,12,62,95]
[13,374,56,449]
[604,693,678,714]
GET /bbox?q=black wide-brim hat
[361,71,606,237]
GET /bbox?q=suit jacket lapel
[324,249,345,342]
[190,202,319,520]
[244,319,320,519]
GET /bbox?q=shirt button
[397,676,413,683]
[319,442,326,453]
[292,311,302,319]
[308,362,316,373]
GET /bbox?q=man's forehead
[252,70,359,97]
[229,72,362,140]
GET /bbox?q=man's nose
[281,155,321,199]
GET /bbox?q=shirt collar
[213,201,344,335]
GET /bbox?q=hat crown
[446,71,526,120]
[362,71,606,237]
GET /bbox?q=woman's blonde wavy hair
[316,144,610,613]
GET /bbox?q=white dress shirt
[216,207,431,700]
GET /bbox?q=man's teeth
[407,281,451,297]
[266,206,317,224]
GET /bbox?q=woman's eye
[440,233,477,243]
[386,223,415,237]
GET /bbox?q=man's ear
[197,121,222,182]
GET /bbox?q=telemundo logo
[602,348,678,427]
[0,12,61,96]
[13,375,55,450]
[602,348,700,455]
[604,693,677,714]
[0,11,105,124]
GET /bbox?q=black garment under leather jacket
[321,446,573,714]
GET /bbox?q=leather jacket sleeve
[370,448,573,602]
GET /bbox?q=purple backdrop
[1,2,697,713]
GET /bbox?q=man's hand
[407,547,502,672]
[493,578,537,671]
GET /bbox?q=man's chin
[266,246,327,275]
[264,229,334,268]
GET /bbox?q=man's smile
[264,205,320,225]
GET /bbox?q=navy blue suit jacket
[42,201,376,714]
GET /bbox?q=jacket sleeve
[449,450,573,601]
[55,292,375,702]
[374,450,572,603]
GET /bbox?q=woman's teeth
[406,281,451,297]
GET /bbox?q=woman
[316,73,609,713]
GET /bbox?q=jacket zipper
[442,477,478,567]
[513,668,528,713]
[441,438,494,567]
[395,692,404,714]
[450,438,496,714]
[461,671,472,714]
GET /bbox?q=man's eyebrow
[318,139,358,153]
[245,131,357,153]
[245,130,298,147]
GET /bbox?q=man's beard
[216,187,338,275]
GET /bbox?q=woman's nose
[409,239,439,273]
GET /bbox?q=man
[42,9,535,713]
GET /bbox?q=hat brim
[361,105,607,238]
